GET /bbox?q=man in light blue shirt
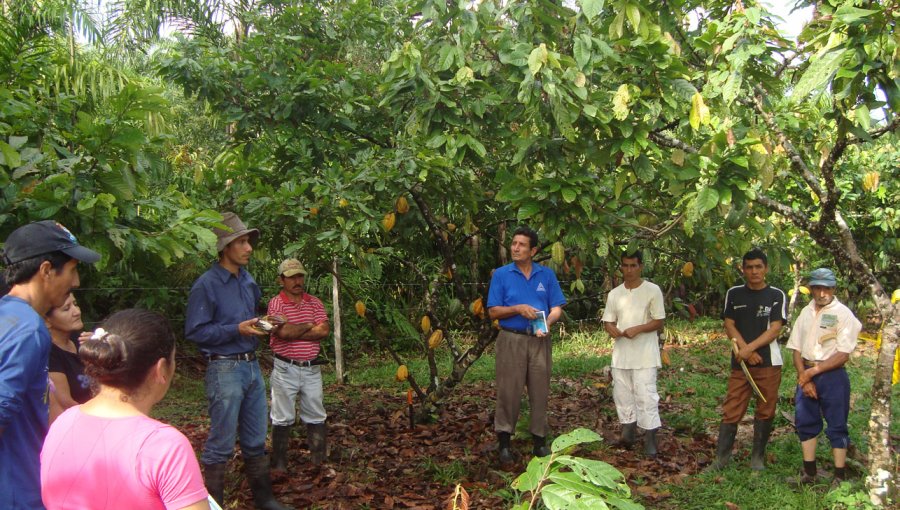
[487,226,566,465]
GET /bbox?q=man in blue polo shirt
[185,212,290,510]
[1,221,100,509]
[487,226,566,465]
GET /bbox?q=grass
[158,319,898,509]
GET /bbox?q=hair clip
[91,327,108,341]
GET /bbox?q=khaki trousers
[494,330,552,436]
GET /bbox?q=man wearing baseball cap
[0,220,100,508]
[266,258,330,470]
[786,268,861,484]
[185,212,291,510]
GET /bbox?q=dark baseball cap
[1,221,101,265]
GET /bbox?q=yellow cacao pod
[681,261,694,277]
[492,319,500,330]
[891,288,900,304]
[420,315,431,333]
[382,212,396,231]
[355,300,366,317]
[395,364,409,382]
[862,171,880,193]
[447,223,457,232]
[428,330,444,349]
[661,349,671,366]
[396,196,409,214]
[551,241,565,266]
[471,297,484,317]
[892,346,899,385]
[799,286,810,295]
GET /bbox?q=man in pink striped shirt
[266,259,330,469]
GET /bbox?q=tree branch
[746,86,824,198]
[648,132,699,153]
[848,115,900,145]
[755,194,812,231]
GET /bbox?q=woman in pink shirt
[41,309,211,510]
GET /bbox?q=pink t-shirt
[41,407,208,510]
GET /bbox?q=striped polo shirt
[267,291,328,361]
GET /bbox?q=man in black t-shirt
[708,248,786,471]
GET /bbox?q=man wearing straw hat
[185,212,291,510]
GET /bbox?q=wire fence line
[75,278,606,292]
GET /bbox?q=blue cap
[808,268,837,287]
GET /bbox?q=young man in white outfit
[602,250,666,457]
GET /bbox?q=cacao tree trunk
[865,301,898,506]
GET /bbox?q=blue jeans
[201,359,268,465]
[795,367,851,449]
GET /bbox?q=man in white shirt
[602,251,666,457]
[786,268,861,484]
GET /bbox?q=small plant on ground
[511,428,643,510]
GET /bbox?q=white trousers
[270,358,327,426]
[612,367,661,430]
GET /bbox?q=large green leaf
[542,484,609,510]
[580,0,605,21]
[512,455,552,492]
[791,49,846,102]
[551,428,603,452]
[833,5,878,24]
[555,457,625,490]
[0,141,22,168]
[695,187,719,212]
[574,34,592,69]
[517,201,542,219]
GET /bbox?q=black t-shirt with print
[722,285,787,368]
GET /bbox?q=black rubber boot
[307,423,327,466]
[750,419,774,471]
[706,423,738,471]
[202,463,227,507]
[618,422,637,448]
[532,434,551,457]
[270,425,291,471]
[498,432,514,465]
[644,428,659,458]
[243,455,293,510]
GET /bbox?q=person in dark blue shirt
[0,220,99,509]
[185,212,291,510]
[487,226,566,465]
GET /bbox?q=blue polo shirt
[0,295,50,509]
[185,263,262,355]
[487,262,566,331]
